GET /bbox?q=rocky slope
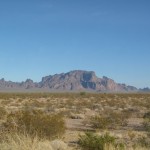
[0,70,139,92]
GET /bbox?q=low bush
[78,132,124,150]
[89,111,129,130]
[109,111,129,127]
[90,116,110,129]
[143,112,150,119]
[2,110,65,139]
[80,92,86,96]
[143,120,150,132]
[137,136,150,148]
[143,112,150,132]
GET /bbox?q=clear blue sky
[0,0,150,88]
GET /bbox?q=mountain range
[0,70,148,92]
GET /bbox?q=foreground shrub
[2,110,65,139]
[78,132,124,150]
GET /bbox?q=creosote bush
[89,111,129,130]
[2,110,65,139]
[143,111,150,119]
[78,132,125,150]
[90,116,110,129]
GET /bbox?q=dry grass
[0,93,150,149]
[0,133,70,150]
[0,133,148,150]
[0,133,53,150]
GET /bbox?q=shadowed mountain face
[0,70,138,92]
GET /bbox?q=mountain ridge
[0,70,146,92]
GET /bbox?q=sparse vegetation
[0,93,149,149]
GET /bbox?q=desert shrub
[134,112,150,149]
[143,120,150,132]
[143,112,150,132]
[80,92,86,96]
[0,107,7,120]
[109,111,129,127]
[78,132,124,150]
[137,136,150,148]
[2,110,65,139]
[89,112,129,130]
[143,111,150,119]
[127,130,136,141]
[90,116,110,129]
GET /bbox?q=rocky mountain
[0,70,140,92]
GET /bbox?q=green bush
[78,132,116,150]
[2,110,65,139]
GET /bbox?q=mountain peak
[0,70,140,92]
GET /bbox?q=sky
[0,0,150,88]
